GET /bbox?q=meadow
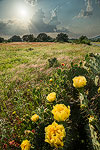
[0,42,100,150]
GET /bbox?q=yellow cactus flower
[73,76,87,88]
[52,104,70,121]
[31,114,39,122]
[21,140,31,150]
[89,116,94,123]
[46,92,56,102]
[45,121,66,148]
[49,78,53,82]
[98,87,100,93]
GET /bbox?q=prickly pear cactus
[89,124,100,150]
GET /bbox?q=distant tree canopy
[56,33,69,42]
[36,33,54,42]
[79,35,88,42]
[8,35,22,42]
[74,35,91,45]
[0,37,4,43]
[22,34,36,42]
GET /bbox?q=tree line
[0,33,91,45]
[0,33,68,43]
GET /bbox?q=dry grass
[0,42,100,99]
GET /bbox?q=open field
[0,42,100,149]
[0,42,100,101]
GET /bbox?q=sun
[18,7,29,18]
[16,5,30,20]
[20,8,27,17]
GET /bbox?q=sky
[0,0,100,38]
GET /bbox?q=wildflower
[9,140,20,147]
[24,130,31,135]
[14,142,20,147]
[72,76,87,88]
[47,92,56,102]
[45,121,66,148]
[32,129,35,133]
[49,78,53,82]
[9,140,15,145]
[52,104,70,121]
[12,111,16,115]
[36,87,40,90]
[61,63,65,66]
[98,87,100,93]
[21,140,31,150]
[31,114,39,122]
[3,144,7,149]
[89,116,95,123]
[80,104,87,109]
[18,121,22,125]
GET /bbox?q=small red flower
[3,144,7,149]
[18,121,22,125]
[9,140,15,145]
[9,140,20,147]
[61,63,65,66]
[14,142,20,147]
[32,129,35,133]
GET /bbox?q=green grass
[0,42,100,98]
[0,42,100,110]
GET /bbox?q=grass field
[0,42,100,102]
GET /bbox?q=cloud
[0,19,28,36]
[96,0,100,4]
[25,0,37,6]
[56,27,70,33]
[29,8,70,34]
[29,8,61,33]
[74,0,93,19]
[0,8,70,36]
[49,6,60,26]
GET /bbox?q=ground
[0,42,100,98]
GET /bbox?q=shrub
[48,57,59,67]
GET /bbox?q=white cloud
[0,19,28,36]
[74,0,93,19]
[25,0,37,6]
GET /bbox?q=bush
[48,57,59,67]
[74,36,91,45]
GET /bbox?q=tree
[56,33,68,42]
[8,35,22,42]
[79,35,88,42]
[0,37,4,43]
[79,35,91,45]
[22,34,36,42]
[36,33,53,42]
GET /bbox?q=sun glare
[20,8,27,17]
[18,7,29,18]
[16,5,30,20]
